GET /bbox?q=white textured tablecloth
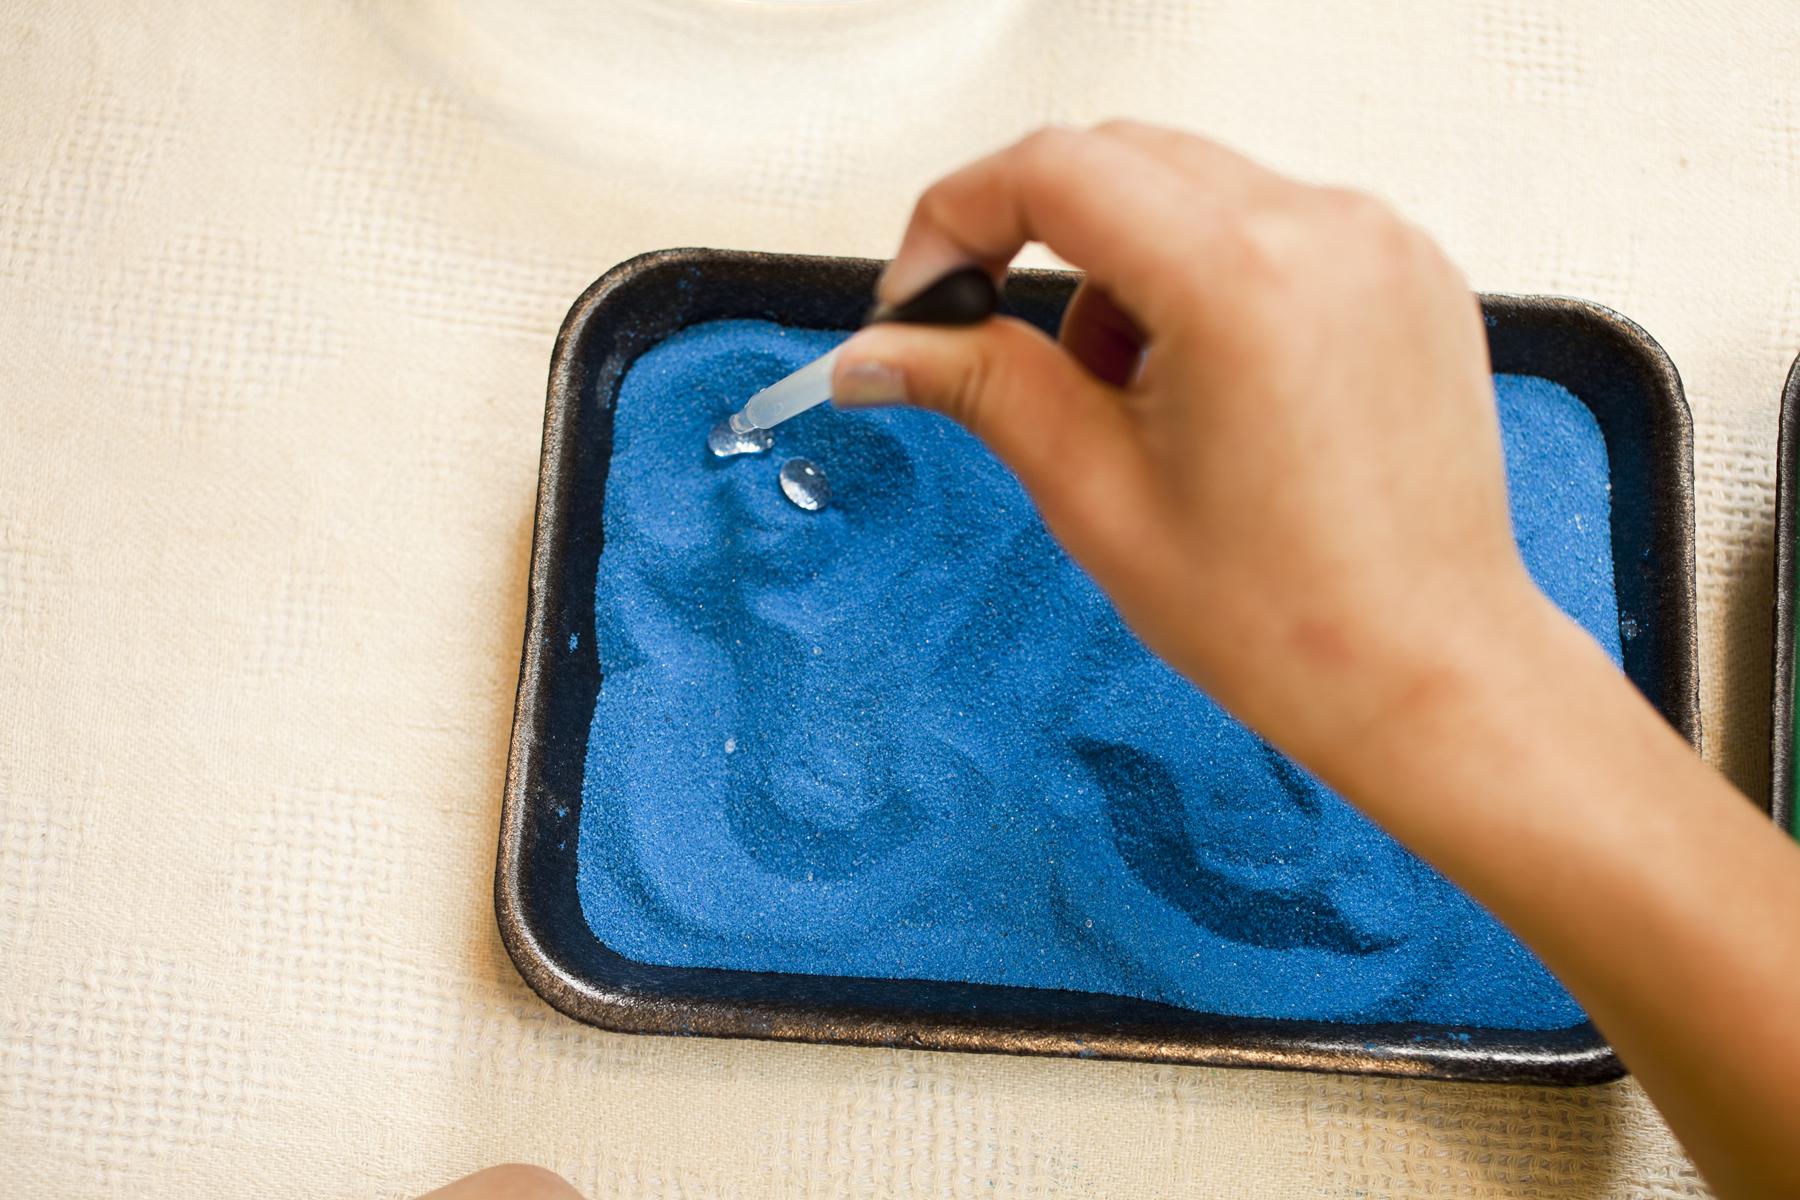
[5,1,1794,1195]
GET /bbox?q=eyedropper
[722,266,1000,436]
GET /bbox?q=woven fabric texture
[4,1,1793,1196]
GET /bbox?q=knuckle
[1091,117,1148,140]
[1370,220,1432,277]
[1018,124,1075,151]
[1162,212,1268,303]
[1315,188,1426,274]
[475,1164,582,1199]
[914,177,956,227]
[1315,186,1386,223]
[1014,125,1079,177]
[1227,213,1295,283]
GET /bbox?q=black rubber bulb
[863,265,1000,328]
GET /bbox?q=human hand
[417,1165,584,1200]
[835,122,1800,1199]
[833,122,1541,777]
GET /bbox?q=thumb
[830,317,1149,551]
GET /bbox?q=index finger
[878,126,1257,333]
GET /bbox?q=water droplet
[708,418,772,458]
[779,458,830,511]
[724,737,737,754]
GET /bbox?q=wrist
[1308,579,1597,825]
[1313,579,1706,906]
[1254,569,1569,794]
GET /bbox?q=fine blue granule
[576,319,1620,1030]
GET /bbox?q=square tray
[499,247,1700,1084]
[1770,355,1800,832]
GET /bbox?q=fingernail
[832,360,907,407]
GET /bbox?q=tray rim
[1770,356,1800,832]
[497,246,1703,1086]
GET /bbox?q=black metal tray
[1770,355,1800,832]
[498,247,1699,1085]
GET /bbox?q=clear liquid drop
[708,418,772,458]
[779,458,830,512]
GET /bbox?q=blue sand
[576,319,1620,1030]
